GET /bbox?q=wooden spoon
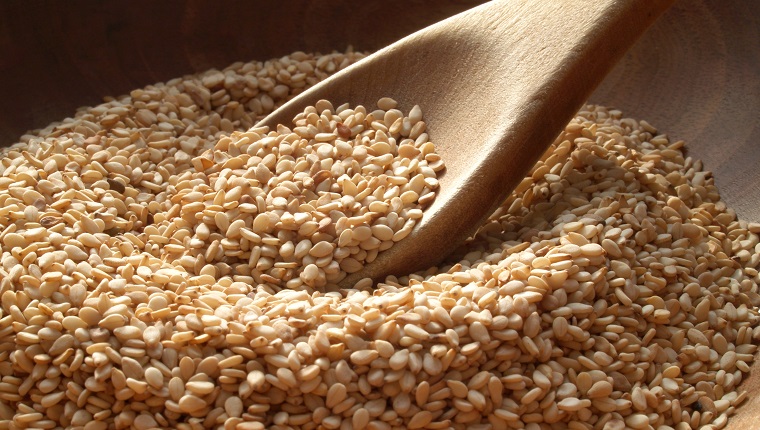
[258,0,675,287]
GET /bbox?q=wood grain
[1,0,759,428]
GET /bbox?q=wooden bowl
[1,0,758,428]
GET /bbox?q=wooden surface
[0,0,482,146]
[260,0,674,285]
[1,0,759,427]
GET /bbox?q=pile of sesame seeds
[1,50,759,430]
[165,97,442,292]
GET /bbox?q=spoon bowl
[258,0,675,286]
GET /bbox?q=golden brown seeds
[1,47,757,430]
[178,394,207,413]
[407,410,433,429]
